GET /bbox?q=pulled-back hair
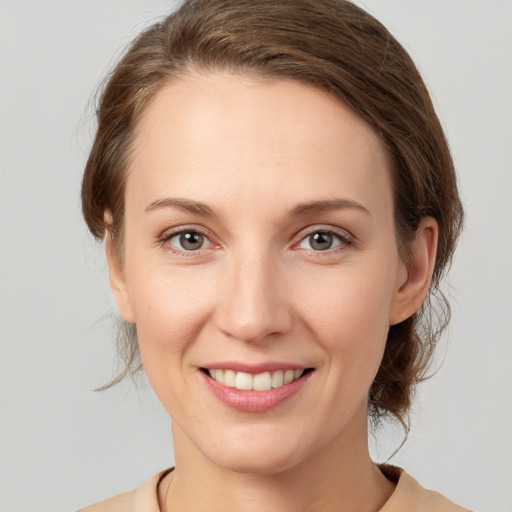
[82,0,463,427]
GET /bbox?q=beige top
[78,466,471,512]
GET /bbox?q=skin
[107,72,438,512]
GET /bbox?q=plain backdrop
[0,1,511,511]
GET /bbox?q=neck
[163,405,394,512]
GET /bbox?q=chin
[200,426,311,475]
[214,449,304,475]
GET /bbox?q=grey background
[0,1,511,511]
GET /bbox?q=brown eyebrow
[145,198,216,217]
[290,199,370,216]
[144,197,369,218]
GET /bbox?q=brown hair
[82,0,463,427]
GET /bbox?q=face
[109,72,422,474]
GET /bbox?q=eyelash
[157,226,215,258]
[157,226,354,257]
[293,227,354,256]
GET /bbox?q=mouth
[201,367,314,391]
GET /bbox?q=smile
[206,368,307,391]
[198,361,316,413]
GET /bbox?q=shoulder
[77,489,135,512]
[77,469,172,512]
[379,465,471,512]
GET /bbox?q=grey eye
[171,231,205,251]
[309,232,333,251]
[298,231,343,251]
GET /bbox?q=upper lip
[199,361,312,374]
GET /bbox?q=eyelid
[156,224,355,256]
[157,225,219,254]
[291,225,355,250]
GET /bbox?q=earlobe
[105,228,135,324]
[389,217,438,325]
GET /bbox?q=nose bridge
[216,243,292,343]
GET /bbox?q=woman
[79,0,467,510]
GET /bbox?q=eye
[297,230,345,251]
[168,230,211,251]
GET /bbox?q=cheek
[124,260,216,383]
[296,263,395,367]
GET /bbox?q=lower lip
[201,371,313,413]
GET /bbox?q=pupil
[180,232,203,250]
[310,232,332,250]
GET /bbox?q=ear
[389,217,438,325]
[104,216,135,324]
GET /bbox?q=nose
[214,250,293,344]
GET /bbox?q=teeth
[208,368,306,390]
[235,371,253,390]
[224,369,236,387]
[253,372,272,391]
[271,370,284,388]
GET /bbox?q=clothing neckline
[153,465,401,512]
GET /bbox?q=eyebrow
[290,199,370,216]
[145,198,216,216]
[144,197,370,217]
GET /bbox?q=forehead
[127,71,392,218]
